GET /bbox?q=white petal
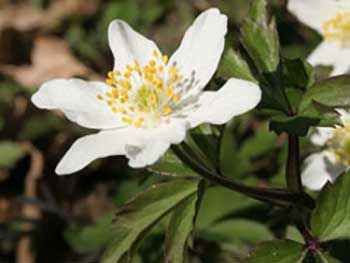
[307,41,342,68]
[287,0,340,33]
[56,129,128,175]
[337,108,350,123]
[302,151,346,191]
[186,78,261,128]
[310,127,335,146]
[32,79,124,129]
[108,20,161,72]
[168,8,227,88]
[32,79,125,129]
[125,119,188,168]
[330,49,350,76]
[56,119,188,174]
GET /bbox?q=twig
[16,142,44,263]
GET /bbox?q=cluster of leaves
[1,0,350,263]
[99,0,350,262]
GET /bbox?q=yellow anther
[115,70,121,76]
[134,117,144,127]
[107,100,115,106]
[162,55,168,64]
[154,78,163,88]
[153,50,159,58]
[149,66,156,74]
[122,117,133,125]
[128,106,135,112]
[163,106,172,115]
[158,65,164,73]
[126,65,133,71]
[97,94,104,100]
[168,66,178,75]
[134,60,140,66]
[145,74,154,82]
[151,93,158,106]
[172,95,180,103]
[143,65,150,72]
[124,71,131,78]
[111,107,117,113]
[119,108,127,114]
[149,60,156,67]
[322,12,350,46]
[105,92,113,98]
[107,71,114,79]
[166,86,174,97]
[112,89,119,98]
[106,79,115,86]
[120,96,128,104]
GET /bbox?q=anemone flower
[288,0,350,76]
[302,109,350,190]
[31,8,261,175]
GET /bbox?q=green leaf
[101,179,199,263]
[299,76,350,115]
[200,219,273,244]
[218,48,256,82]
[0,142,25,169]
[151,150,196,177]
[196,186,258,229]
[283,58,314,90]
[219,121,249,178]
[244,240,305,263]
[269,115,319,136]
[64,213,117,253]
[316,253,341,263]
[165,194,198,263]
[241,0,279,73]
[311,172,350,241]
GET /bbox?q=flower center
[326,121,350,166]
[322,12,350,47]
[96,50,192,127]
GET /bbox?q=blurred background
[0,0,327,262]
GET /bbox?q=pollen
[163,106,172,115]
[98,51,187,127]
[323,12,350,47]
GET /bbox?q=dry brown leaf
[0,0,101,32]
[0,36,102,88]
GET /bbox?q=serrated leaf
[165,194,198,263]
[241,0,279,73]
[299,76,350,115]
[0,142,25,169]
[311,172,350,242]
[101,179,199,263]
[218,48,256,82]
[283,58,314,90]
[244,240,305,263]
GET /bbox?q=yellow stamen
[162,55,168,64]
[163,106,172,115]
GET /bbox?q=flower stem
[172,145,314,209]
[286,135,303,193]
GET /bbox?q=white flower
[302,109,350,190]
[288,0,350,76]
[31,8,261,175]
